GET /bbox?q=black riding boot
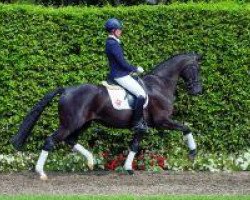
[132,95,148,133]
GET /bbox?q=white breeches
[114,75,146,98]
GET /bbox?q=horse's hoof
[188,149,197,161]
[35,167,48,181]
[126,170,135,175]
[40,174,48,181]
[88,163,94,170]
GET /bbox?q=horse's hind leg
[35,130,58,180]
[64,123,94,170]
[35,127,71,180]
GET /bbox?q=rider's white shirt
[108,35,121,44]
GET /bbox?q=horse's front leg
[124,131,144,175]
[156,118,197,161]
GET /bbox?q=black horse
[12,52,202,180]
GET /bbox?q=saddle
[101,77,148,110]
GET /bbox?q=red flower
[117,153,125,161]
[137,164,145,170]
[105,159,117,170]
[156,156,166,169]
[137,154,144,160]
[102,151,109,159]
[132,160,137,170]
[103,151,167,171]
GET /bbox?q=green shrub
[0,3,249,165]
[1,0,249,6]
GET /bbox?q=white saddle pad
[102,81,148,110]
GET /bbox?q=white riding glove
[137,67,144,73]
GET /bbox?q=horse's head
[180,54,203,95]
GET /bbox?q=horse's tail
[11,87,65,151]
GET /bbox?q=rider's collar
[108,35,121,44]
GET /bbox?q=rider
[104,18,147,133]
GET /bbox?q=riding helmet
[104,18,123,32]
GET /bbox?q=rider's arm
[109,42,138,73]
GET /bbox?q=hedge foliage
[0,3,249,157]
[1,0,249,7]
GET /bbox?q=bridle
[181,57,200,90]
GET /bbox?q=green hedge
[0,3,249,157]
[2,0,249,6]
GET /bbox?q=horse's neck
[146,61,183,95]
[158,75,179,94]
[143,74,178,97]
[154,68,180,91]
[153,58,183,81]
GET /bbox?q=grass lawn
[1,195,250,200]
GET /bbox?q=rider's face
[113,29,122,38]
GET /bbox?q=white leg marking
[35,150,48,180]
[73,144,94,170]
[124,151,136,170]
[184,132,197,150]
